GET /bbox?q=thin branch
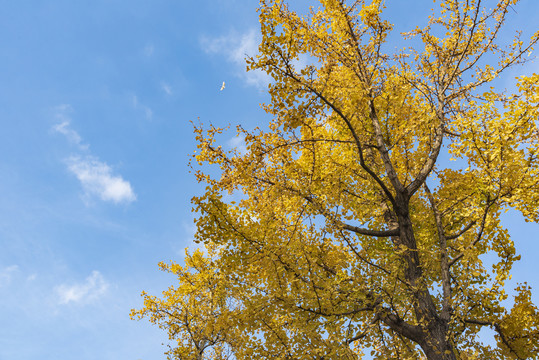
[464,319,524,360]
[253,174,397,239]
[445,221,476,240]
[272,61,396,206]
[346,314,380,344]
[443,0,483,91]
[449,195,492,267]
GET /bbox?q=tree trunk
[395,194,457,360]
[419,320,457,360]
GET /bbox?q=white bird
[220,82,225,91]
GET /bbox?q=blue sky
[0,1,537,359]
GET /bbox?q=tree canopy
[131,0,539,358]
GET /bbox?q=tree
[131,0,539,358]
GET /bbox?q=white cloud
[67,156,136,204]
[55,271,109,305]
[0,265,19,286]
[52,105,88,150]
[200,29,271,89]
[51,104,137,205]
[161,82,172,95]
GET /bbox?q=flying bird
[220,82,225,91]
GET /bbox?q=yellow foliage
[132,1,539,359]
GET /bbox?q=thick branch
[336,2,404,195]
[276,63,396,206]
[252,175,397,239]
[342,224,399,237]
[377,307,423,344]
[406,114,445,196]
[424,183,452,321]
[260,138,356,157]
[368,98,405,194]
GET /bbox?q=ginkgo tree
[131,0,539,359]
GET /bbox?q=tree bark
[395,193,457,360]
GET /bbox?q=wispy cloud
[55,271,109,305]
[132,95,153,120]
[67,156,136,204]
[144,107,153,119]
[161,82,172,96]
[200,29,271,89]
[0,265,19,287]
[52,105,88,150]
